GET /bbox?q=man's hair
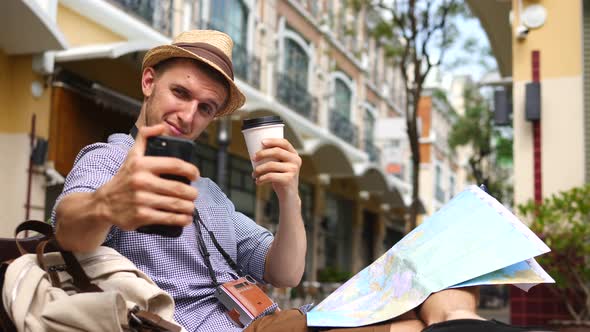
[152,58,230,110]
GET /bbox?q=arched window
[284,38,309,90]
[210,0,252,82]
[334,78,352,119]
[364,104,376,160]
[210,0,248,48]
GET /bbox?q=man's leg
[247,287,482,332]
[417,287,484,326]
[245,309,425,332]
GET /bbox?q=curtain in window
[334,78,352,119]
[364,107,375,144]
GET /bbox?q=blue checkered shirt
[51,133,275,332]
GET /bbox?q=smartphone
[136,136,196,237]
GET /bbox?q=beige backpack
[0,220,184,332]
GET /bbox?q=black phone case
[137,136,195,238]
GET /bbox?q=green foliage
[518,186,590,323]
[347,0,368,12]
[448,104,491,153]
[447,86,513,203]
[318,266,353,283]
[371,20,394,40]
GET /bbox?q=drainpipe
[25,114,36,236]
[532,51,542,204]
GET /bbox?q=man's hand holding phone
[94,124,198,236]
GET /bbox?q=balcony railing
[197,20,261,89]
[112,0,173,36]
[275,72,318,123]
[329,111,358,147]
[364,140,380,163]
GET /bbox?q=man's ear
[142,67,157,97]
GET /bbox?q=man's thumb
[132,124,167,156]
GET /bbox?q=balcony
[364,140,380,163]
[275,71,318,123]
[329,111,358,147]
[111,0,173,36]
[197,20,261,89]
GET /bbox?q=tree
[447,86,513,204]
[357,0,467,230]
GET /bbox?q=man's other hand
[251,138,302,200]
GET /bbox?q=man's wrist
[92,187,112,226]
[276,189,301,208]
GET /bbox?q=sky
[439,13,498,90]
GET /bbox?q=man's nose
[178,102,199,123]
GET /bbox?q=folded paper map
[307,185,554,328]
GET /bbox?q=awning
[53,40,160,62]
[1,0,68,54]
[354,163,389,193]
[465,0,512,77]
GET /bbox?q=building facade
[0,0,412,286]
[467,0,588,326]
[417,90,461,215]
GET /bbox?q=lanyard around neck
[193,209,244,286]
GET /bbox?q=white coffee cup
[242,116,284,168]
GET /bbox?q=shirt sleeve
[205,179,274,283]
[50,143,126,242]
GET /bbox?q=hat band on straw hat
[173,42,234,79]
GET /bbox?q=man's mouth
[166,121,185,136]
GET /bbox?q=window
[334,78,352,119]
[210,0,248,49]
[364,105,377,160]
[435,164,445,202]
[372,46,380,83]
[228,156,256,218]
[191,142,217,182]
[284,38,309,90]
[324,193,353,272]
[364,105,376,145]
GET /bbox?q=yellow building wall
[0,53,51,137]
[512,0,585,205]
[0,51,48,236]
[513,1,582,81]
[57,4,125,47]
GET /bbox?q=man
[52,30,526,332]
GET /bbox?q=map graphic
[307,185,554,328]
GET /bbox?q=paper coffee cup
[242,116,284,168]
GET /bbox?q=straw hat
[142,30,246,116]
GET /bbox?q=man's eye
[200,104,214,115]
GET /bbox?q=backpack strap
[14,220,53,256]
[11,221,179,331]
[129,306,181,332]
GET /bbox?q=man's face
[141,59,228,141]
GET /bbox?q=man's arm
[55,191,114,252]
[55,125,199,252]
[253,139,306,288]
